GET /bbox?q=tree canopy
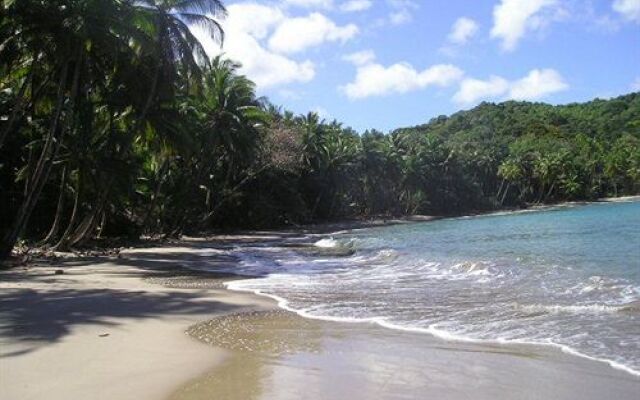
[1,1,639,258]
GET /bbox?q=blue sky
[194,0,640,132]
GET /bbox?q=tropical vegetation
[1,0,639,260]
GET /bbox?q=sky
[193,0,640,132]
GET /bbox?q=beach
[0,242,273,400]
[1,236,639,399]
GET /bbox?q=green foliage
[0,0,638,255]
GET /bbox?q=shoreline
[173,306,640,400]
[2,231,639,399]
[252,194,640,237]
[224,276,640,379]
[7,194,639,265]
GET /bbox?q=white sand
[0,247,274,400]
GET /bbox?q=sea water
[219,200,640,376]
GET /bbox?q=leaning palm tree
[129,0,226,122]
[0,0,227,259]
[0,0,110,258]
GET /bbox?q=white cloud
[230,36,316,88]
[453,68,568,105]
[342,61,464,99]
[448,17,479,45]
[268,13,359,54]
[192,2,360,88]
[390,10,412,25]
[223,3,285,40]
[490,0,558,51]
[630,77,640,91]
[282,0,333,9]
[342,49,376,66]
[613,0,640,23]
[192,3,315,88]
[453,76,510,105]
[340,0,372,12]
[383,0,417,26]
[509,68,568,100]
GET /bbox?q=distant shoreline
[7,194,638,266]
[289,193,640,236]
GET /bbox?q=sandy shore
[0,243,274,400]
[2,238,639,400]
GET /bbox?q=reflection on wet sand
[170,310,640,400]
[171,310,324,400]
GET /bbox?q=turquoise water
[224,200,640,376]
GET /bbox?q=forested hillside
[386,94,640,212]
[1,1,638,258]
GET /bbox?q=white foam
[226,279,640,378]
[517,303,623,314]
[314,238,339,248]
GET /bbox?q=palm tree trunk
[199,166,267,228]
[536,182,546,204]
[496,179,505,203]
[68,180,112,247]
[544,181,556,202]
[0,61,73,260]
[96,211,106,239]
[500,182,511,206]
[141,158,169,233]
[54,178,81,251]
[40,166,67,245]
[1,46,85,259]
[67,213,96,247]
[133,60,162,135]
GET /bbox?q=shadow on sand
[0,246,257,358]
[0,287,240,348]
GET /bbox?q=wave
[414,260,505,283]
[451,261,494,276]
[566,276,640,304]
[225,279,640,378]
[375,320,640,378]
[515,303,625,314]
[314,238,339,248]
[210,204,640,380]
[349,248,398,264]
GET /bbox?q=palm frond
[177,12,223,47]
[172,0,226,18]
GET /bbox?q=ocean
[215,200,640,376]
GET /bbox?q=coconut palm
[129,0,225,122]
[0,0,227,258]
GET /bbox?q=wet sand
[172,310,640,400]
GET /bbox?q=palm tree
[129,0,226,123]
[497,159,523,205]
[154,56,269,233]
[0,0,97,257]
[0,0,227,258]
